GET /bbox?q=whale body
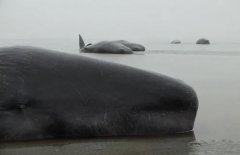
[0,46,198,141]
[79,35,145,54]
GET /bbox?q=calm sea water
[1,39,240,154]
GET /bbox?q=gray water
[0,39,240,154]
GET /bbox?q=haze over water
[1,0,240,45]
[1,0,240,154]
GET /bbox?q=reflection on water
[1,133,240,155]
[0,132,195,155]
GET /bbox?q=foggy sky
[1,0,240,43]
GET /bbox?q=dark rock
[196,38,210,44]
[171,40,181,44]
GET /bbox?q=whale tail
[79,34,85,49]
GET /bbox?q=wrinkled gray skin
[0,47,198,141]
[196,38,210,44]
[79,35,145,54]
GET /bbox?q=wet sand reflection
[0,132,195,155]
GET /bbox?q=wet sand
[0,133,196,155]
[0,41,240,154]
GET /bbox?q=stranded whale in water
[0,46,198,141]
[79,34,145,54]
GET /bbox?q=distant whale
[79,34,145,54]
[0,46,198,141]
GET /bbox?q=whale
[79,35,145,54]
[0,46,198,141]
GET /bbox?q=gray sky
[0,0,240,43]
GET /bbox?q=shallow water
[1,39,240,154]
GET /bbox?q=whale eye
[18,104,26,109]
[0,98,35,111]
[1,102,26,111]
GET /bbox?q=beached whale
[196,38,210,44]
[0,46,198,141]
[79,35,145,54]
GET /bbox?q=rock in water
[196,38,210,44]
[0,46,198,141]
[171,40,181,44]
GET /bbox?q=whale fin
[79,34,85,49]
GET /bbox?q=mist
[1,0,240,43]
